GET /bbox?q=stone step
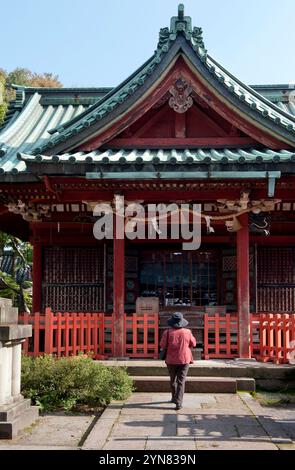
[236,378,256,392]
[132,376,239,393]
[122,364,262,379]
[0,406,39,439]
[0,398,32,422]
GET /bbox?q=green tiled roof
[1,5,295,176]
[0,87,110,174]
[18,148,295,168]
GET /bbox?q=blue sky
[1,0,295,87]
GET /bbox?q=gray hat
[167,312,189,329]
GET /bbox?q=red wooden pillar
[237,213,251,358]
[113,232,125,358]
[32,240,42,313]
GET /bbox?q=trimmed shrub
[21,355,133,412]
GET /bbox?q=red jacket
[160,328,197,365]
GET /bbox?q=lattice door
[257,247,295,312]
[42,246,105,312]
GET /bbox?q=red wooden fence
[124,313,159,359]
[204,313,295,364]
[251,313,295,364]
[204,314,239,359]
[19,309,158,359]
[20,311,295,363]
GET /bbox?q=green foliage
[0,67,62,124]
[21,355,134,412]
[0,271,32,310]
[6,68,62,88]
[0,72,7,125]
[0,232,32,311]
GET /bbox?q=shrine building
[1,5,295,361]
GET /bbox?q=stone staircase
[132,376,243,393]
[101,361,256,393]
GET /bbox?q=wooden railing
[124,313,159,358]
[203,314,239,359]
[19,310,295,363]
[251,313,295,364]
[204,312,295,364]
[19,309,158,359]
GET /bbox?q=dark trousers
[167,364,190,405]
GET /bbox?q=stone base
[0,396,39,439]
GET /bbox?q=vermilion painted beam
[113,225,125,358]
[105,137,255,148]
[237,213,251,359]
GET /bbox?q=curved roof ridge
[48,53,157,137]
[207,55,295,123]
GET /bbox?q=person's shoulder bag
[159,329,170,360]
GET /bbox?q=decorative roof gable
[1,4,295,178]
[23,4,295,155]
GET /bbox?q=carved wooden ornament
[169,78,193,113]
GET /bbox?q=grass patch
[253,391,295,407]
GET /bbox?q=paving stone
[215,395,241,403]
[236,424,269,438]
[9,415,93,447]
[125,394,154,403]
[82,418,115,450]
[100,407,122,419]
[103,438,147,450]
[111,422,177,438]
[120,406,177,415]
[120,414,177,424]
[146,437,197,450]
[197,440,278,450]
[187,423,238,439]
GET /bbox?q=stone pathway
[0,393,294,450]
[83,393,295,451]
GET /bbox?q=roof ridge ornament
[157,4,206,52]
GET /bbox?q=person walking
[160,312,197,411]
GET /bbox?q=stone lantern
[0,298,39,439]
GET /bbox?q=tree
[0,67,62,124]
[6,68,62,88]
[0,232,32,312]
[0,69,7,124]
